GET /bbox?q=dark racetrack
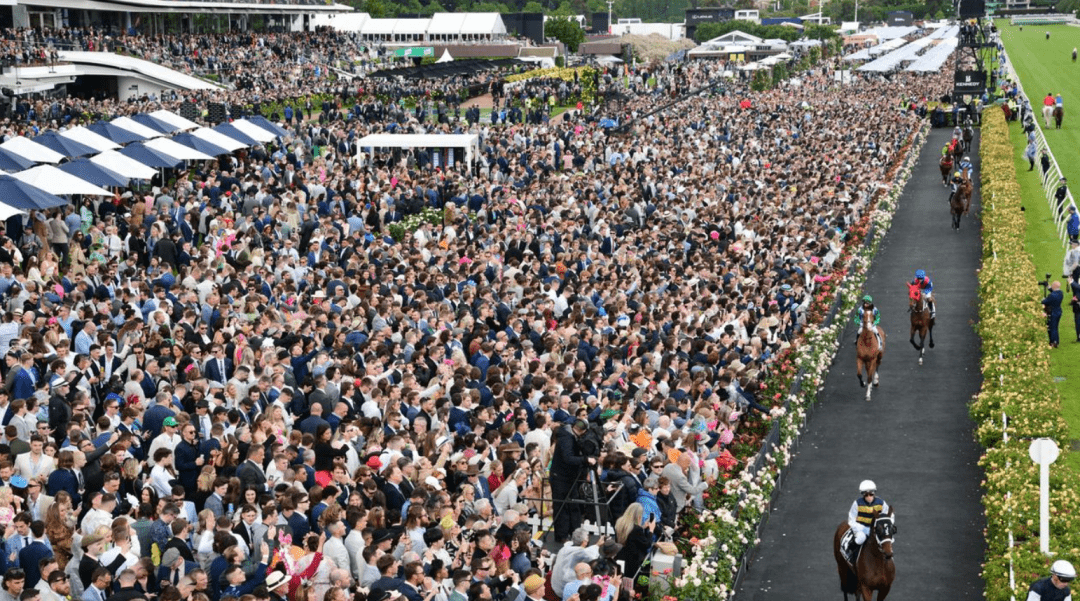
[734,129,986,600]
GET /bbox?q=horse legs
[909,328,923,351]
[856,358,865,388]
[928,322,935,349]
[877,584,892,601]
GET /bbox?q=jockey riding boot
[929,300,936,319]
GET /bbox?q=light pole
[607,0,613,34]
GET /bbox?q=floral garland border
[664,119,931,601]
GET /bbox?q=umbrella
[230,120,277,143]
[192,127,247,151]
[0,149,34,172]
[110,117,165,139]
[144,138,213,161]
[59,126,121,153]
[172,132,231,157]
[119,143,184,169]
[0,202,26,221]
[32,131,98,158]
[91,150,158,180]
[212,123,258,147]
[86,121,147,145]
[0,137,64,164]
[11,165,113,196]
[0,175,70,210]
[58,159,130,188]
[246,115,290,138]
[149,109,200,132]
[129,113,176,135]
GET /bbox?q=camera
[1039,272,1052,295]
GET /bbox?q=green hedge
[972,110,1080,599]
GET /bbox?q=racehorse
[951,138,964,164]
[938,155,953,186]
[834,510,897,601]
[949,174,972,230]
[855,307,884,401]
[1054,105,1064,129]
[908,282,935,365]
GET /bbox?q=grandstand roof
[21,0,351,14]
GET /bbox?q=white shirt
[149,464,176,498]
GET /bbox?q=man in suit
[6,513,46,569]
[381,466,407,523]
[204,478,227,518]
[23,481,52,523]
[14,435,52,486]
[369,554,402,596]
[97,342,123,383]
[155,549,198,591]
[81,568,111,601]
[322,521,350,572]
[236,446,268,493]
[173,424,203,499]
[203,346,233,385]
[105,570,147,601]
[162,521,195,563]
[19,521,53,589]
[306,375,331,417]
[231,504,264,558]
[343,509,366,583]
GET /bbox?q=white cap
[1052,560,1076,580]
[859,480,877,493]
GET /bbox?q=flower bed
[503,66,593,84]
[660,120,929,601]
[970,111,1080,601]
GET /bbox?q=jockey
[959,155,973,180]
[951,171,965,196]
[1027,560,1075,601]
[912,269,936,318]
[854,295,881,344]
[844,480,891,563]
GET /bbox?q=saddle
[841,529,863,568]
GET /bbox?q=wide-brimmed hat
[266,571,288,592]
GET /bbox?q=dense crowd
[0,23,955,601]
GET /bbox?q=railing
[1000,48,1076,248]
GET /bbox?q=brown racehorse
[855,307,884,401]
[908,283,935,365]
[938,156,953,186]
[834,510,897,601]
[1054,105,1064,129]
[949,175,972,230]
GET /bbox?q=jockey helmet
[954,172,962,179]
[859,480,877,495]
[915,270,926,279]
[862,295,873,304]
[963,156,970,162]
[1051,560,1076,581]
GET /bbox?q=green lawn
[1001,22,1080,470]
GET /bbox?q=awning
[58,158,131,188]
[86,121,147,145]
[0,203,25,221]
[110,116,166,139]
[0,175,68,210]
[394,47,434,58]
[228,120,277,143]
[0,137,64,164]
[130,113,177,135]
[90,150,159,180]
[59,126,121,153]
[0,149,34,172]
[172,132,232,157]
[245,116,289,138]
[32,131,98,158]
[11,165,113,196]
[149,109,200,132]
[144,138,214,161]
[118,143,184,169]
[190,127,247,151]
[213,123,259,147]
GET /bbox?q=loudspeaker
[592,13,610,34]
[207,102,227,124]
[179,101,199,122]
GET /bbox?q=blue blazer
[17,541,53,586]
[47,469,80,508]
[157,561,200,588]
[203,358,233,384]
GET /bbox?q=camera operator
[1042,280,1064,348]
[550,419,596,544]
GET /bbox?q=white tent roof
[90,150,158,180]
[59,126,121,152]
[460,13,505,35]
[0,137,64,164]
[144,138,214,161]
[230,120,277,143]
[11,165,112,196]
[190,128,248,151]
[363,19,399,35]
[149,109,200,132]
[428,13,467,35]
[0,203,25,221]
[394,18,430,35]
[436,50,454,63]
[111,116,165,139]
[709,30,763,45]
[357,133,478,149]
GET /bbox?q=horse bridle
[874,514,896,558]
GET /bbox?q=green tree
[545,17,585,51]
[551,0,575,15]
[694,21,727,42]
[419,0,446,15]
[523,0,544,11]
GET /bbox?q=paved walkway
[734,129,986,599]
